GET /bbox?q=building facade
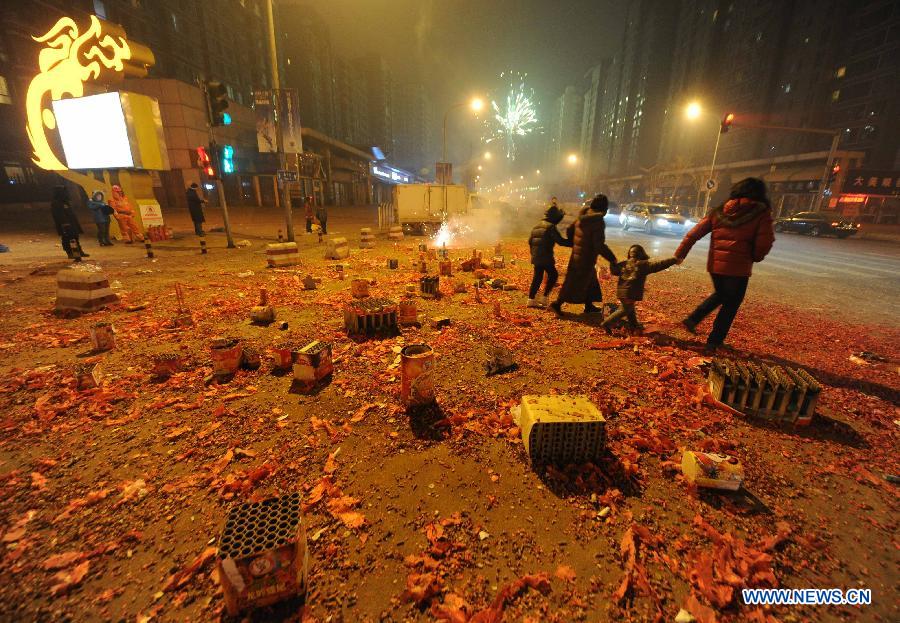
[544,86,583,169]
[0,0,272,207]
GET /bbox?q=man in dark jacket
[527,203,572,307]
[550,194,618,315]
[316,202,328,234]
[675,177,775,351]
[50,185,88,258]
[87,190,114,246]
[186,183,206,236]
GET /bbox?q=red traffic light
[720,112,735,133]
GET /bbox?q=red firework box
[292,341,333,391]
[217,493,309,616]
[272,342,295,371]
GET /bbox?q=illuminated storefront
[832,169,900,224]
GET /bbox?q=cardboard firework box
[217,493,309,616]
[292,341,333,392]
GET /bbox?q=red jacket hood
[717,198,769,227]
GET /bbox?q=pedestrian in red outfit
[675,177,775,351]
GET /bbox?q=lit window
[0,76,11,105]
[171,13,178,31]
[831,90,840,102]
[784,83,791,93]
[835,66,846,78]
[93,0,107,18]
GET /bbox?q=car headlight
[656,218,667,227]
[684,219,694,228]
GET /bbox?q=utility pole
[266,0,294,242]
[202,82,235,249]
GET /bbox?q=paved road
[602,224,900,326]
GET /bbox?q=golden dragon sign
[25,14,154,171]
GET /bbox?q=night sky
[319,0,626,162]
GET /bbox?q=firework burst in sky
[484,72,539,160]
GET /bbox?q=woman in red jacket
[675,178,775,351]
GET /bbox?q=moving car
[773,211,859,238]
[619,202,694,235]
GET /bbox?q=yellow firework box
[266,242,300,268]
[681,451,744,491]
[518,395,606,464]
[324,237,350,259]
[55,267,119,313]
[217,493,309,616]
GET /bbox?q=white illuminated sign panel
[52,92,134,169]
[372,165,409,183]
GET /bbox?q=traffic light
[196,145,216,179]
[828,163,840,185]
[221,145,234,174]
[720,112,735,133]
[206,81,231,126]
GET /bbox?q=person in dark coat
[675,177,775,351]
[315,202,328,234]
[50,185,88,258]
[527,203,572,307]
[550,193,618,315]
[601,244,679,333]
[87,190,114,246]
[304,196,314,233]
[186,183,207,236]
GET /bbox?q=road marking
[766,255,882,278]
[771,251,900,275]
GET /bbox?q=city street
[0,207,897,622]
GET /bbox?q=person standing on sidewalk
[315,201,328,235]
[87,190,114,246]
[675,177,775,352]
[186,183,207,236]
[304,196,314,233]
[50,185,89,258]
[549,193,618,316]
[109,185,144,243]
[527,202,571,308]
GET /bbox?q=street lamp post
[702,127,724,214]
[442,97,484,164]
[265,0,293,242]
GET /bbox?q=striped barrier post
[200,233,208,254]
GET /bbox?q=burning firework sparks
[484,72,540,160]
[434,222,453,247]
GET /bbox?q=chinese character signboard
[842,170,900,197]
[254,90,277,153]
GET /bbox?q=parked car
[619,202,694,235]
[604,201,622,228]
[774,211,859,238]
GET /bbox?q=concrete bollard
[55,267,119,313]
[324,237,349,259]
[266,242,300,267]
[359,227,375,249]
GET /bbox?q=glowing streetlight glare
[685,101,702,120]
[535,169,541,174]
[477,165,483,171]
[567,153,578,165]
[471,97,484,112]
[519,175,524,179]
[484,151,492,160]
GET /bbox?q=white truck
[392,184,470,235]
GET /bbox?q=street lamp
[685,101,702,120]
[535,169,541,175]
[442,97,484,162]
[484,151,492,160]
[477,165,483,171]
[567,153,578,165]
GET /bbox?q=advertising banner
[279,89,303,154]
[254,90,277,153]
